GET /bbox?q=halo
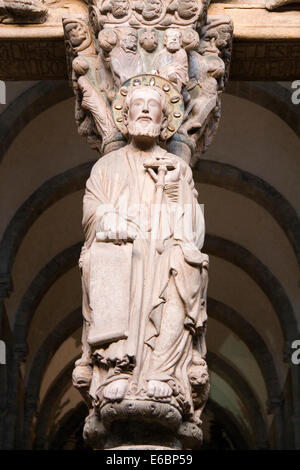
[112,74,184,139]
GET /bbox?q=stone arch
[33,357,78,450]
[207,298,281,406]
[0,81,72,164]
[208,351,268,449]
[48,402,87,450]
[226,82,300,139]
[0,162,94,282]
[204,235,297,342]
[207,399,251,450]
[194,160,300,269]
[13,243,82,347]
[25,307,81,408]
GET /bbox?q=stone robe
[78,144,208,414]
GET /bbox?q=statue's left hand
[147,161,181,185]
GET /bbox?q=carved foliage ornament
[0,0,47,24]
[88,0,208,28]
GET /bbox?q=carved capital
[63,1,233,164]
[0,0,48,24]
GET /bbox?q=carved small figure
[109,28,143,86]
[64,18,120,154]
[152,29,189,92]
[178,16,233,160]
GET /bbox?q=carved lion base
[83,398,203,450]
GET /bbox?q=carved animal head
[139,29,158,52]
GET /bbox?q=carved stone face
[111,0,128,18]
[68,23,87,47]
[165,29,182,52]
[119,29,138,52]
[127,88,163,138]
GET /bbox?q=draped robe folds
[78,144,208,414]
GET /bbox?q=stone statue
[152,29,189,92]
[63,0,233,450]
[73,76,209,449]
[0,0,47,23]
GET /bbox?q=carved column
[63,0,233,450]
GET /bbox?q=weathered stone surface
[265,0,300,10]
[0,0,48,24]
[0,1,299,80]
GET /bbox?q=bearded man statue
[73,76,209,449]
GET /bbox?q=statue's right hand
[96,211,137,244]
[96,230,136,244]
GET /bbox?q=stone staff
[134,157,176,387]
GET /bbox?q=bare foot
[147,380,172,399]
[103,379,128,401]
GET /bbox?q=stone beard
[124,87,169,139]
[74,85,209,448]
